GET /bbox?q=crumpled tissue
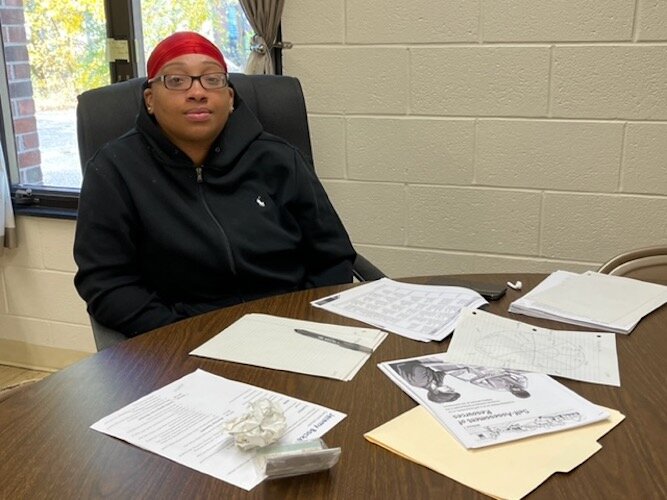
[223,398,287,450]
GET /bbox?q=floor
[0,365,52,399]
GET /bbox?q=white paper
[509,270,667,334]
[446,308,620,386]
[224,398,287,449]
[379,353,609,449]
[311,278,487,342]
[190,314,387,381]
[91,369,346,491]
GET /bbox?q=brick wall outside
[1,0,43,184]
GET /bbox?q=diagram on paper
[469,327,587,371]
[446,309,620,386]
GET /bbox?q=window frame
[2,0,281,220]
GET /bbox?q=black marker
[294,328,373,354]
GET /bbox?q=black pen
[294,328,374,354]
[313,294,340,306]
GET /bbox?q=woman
[74,32,356,337]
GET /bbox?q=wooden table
[1,274,665,499]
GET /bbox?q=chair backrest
[76,73,314,173]
[598,246,667,285]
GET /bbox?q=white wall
[282,0,667,278]
[2,0,667,367]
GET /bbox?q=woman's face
[143,53,234,153]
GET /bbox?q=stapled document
[509,271,667,334]
[311,278,487,342]
[91,369,346,491]
[378,353,609,448]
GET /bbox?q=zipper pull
[196,166,203,183]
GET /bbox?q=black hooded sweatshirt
[74,95,355,337]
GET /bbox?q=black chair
[76,74,385,350]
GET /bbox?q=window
[139,1,253,74]
[1,0,256,218]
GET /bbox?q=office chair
[89,316,127,352]
[76,74,385,350]
[598,245,667,285]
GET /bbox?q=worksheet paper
[509,270,667,334]
[446,308,620,386]
[91,369,346,491]
[378,353,609,449]
[190,313,387,381]
[311,278,487,342]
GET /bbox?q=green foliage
[141,0,252,72]
[25,0,106,106]
[23,0,252,107]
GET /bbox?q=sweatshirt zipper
[196,166,237,275]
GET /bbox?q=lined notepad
[190,313,387,381]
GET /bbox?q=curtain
[239,0,286,75]
[0,146,17,249]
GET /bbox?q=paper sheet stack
[508,271,667,334]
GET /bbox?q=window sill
[11,187,79,220]
[13,205,77,220]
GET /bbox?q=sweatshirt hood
[136,93,264,169]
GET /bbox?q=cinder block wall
[2,1,667,367]
[0,217,94,369]
[282,0,667,278]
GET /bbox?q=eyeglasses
[149,73,229,91]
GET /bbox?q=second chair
[598,245,667,285]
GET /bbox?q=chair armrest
[90,315,127,352]
[352,254,386,282]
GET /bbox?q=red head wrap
[147,32,227,79]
